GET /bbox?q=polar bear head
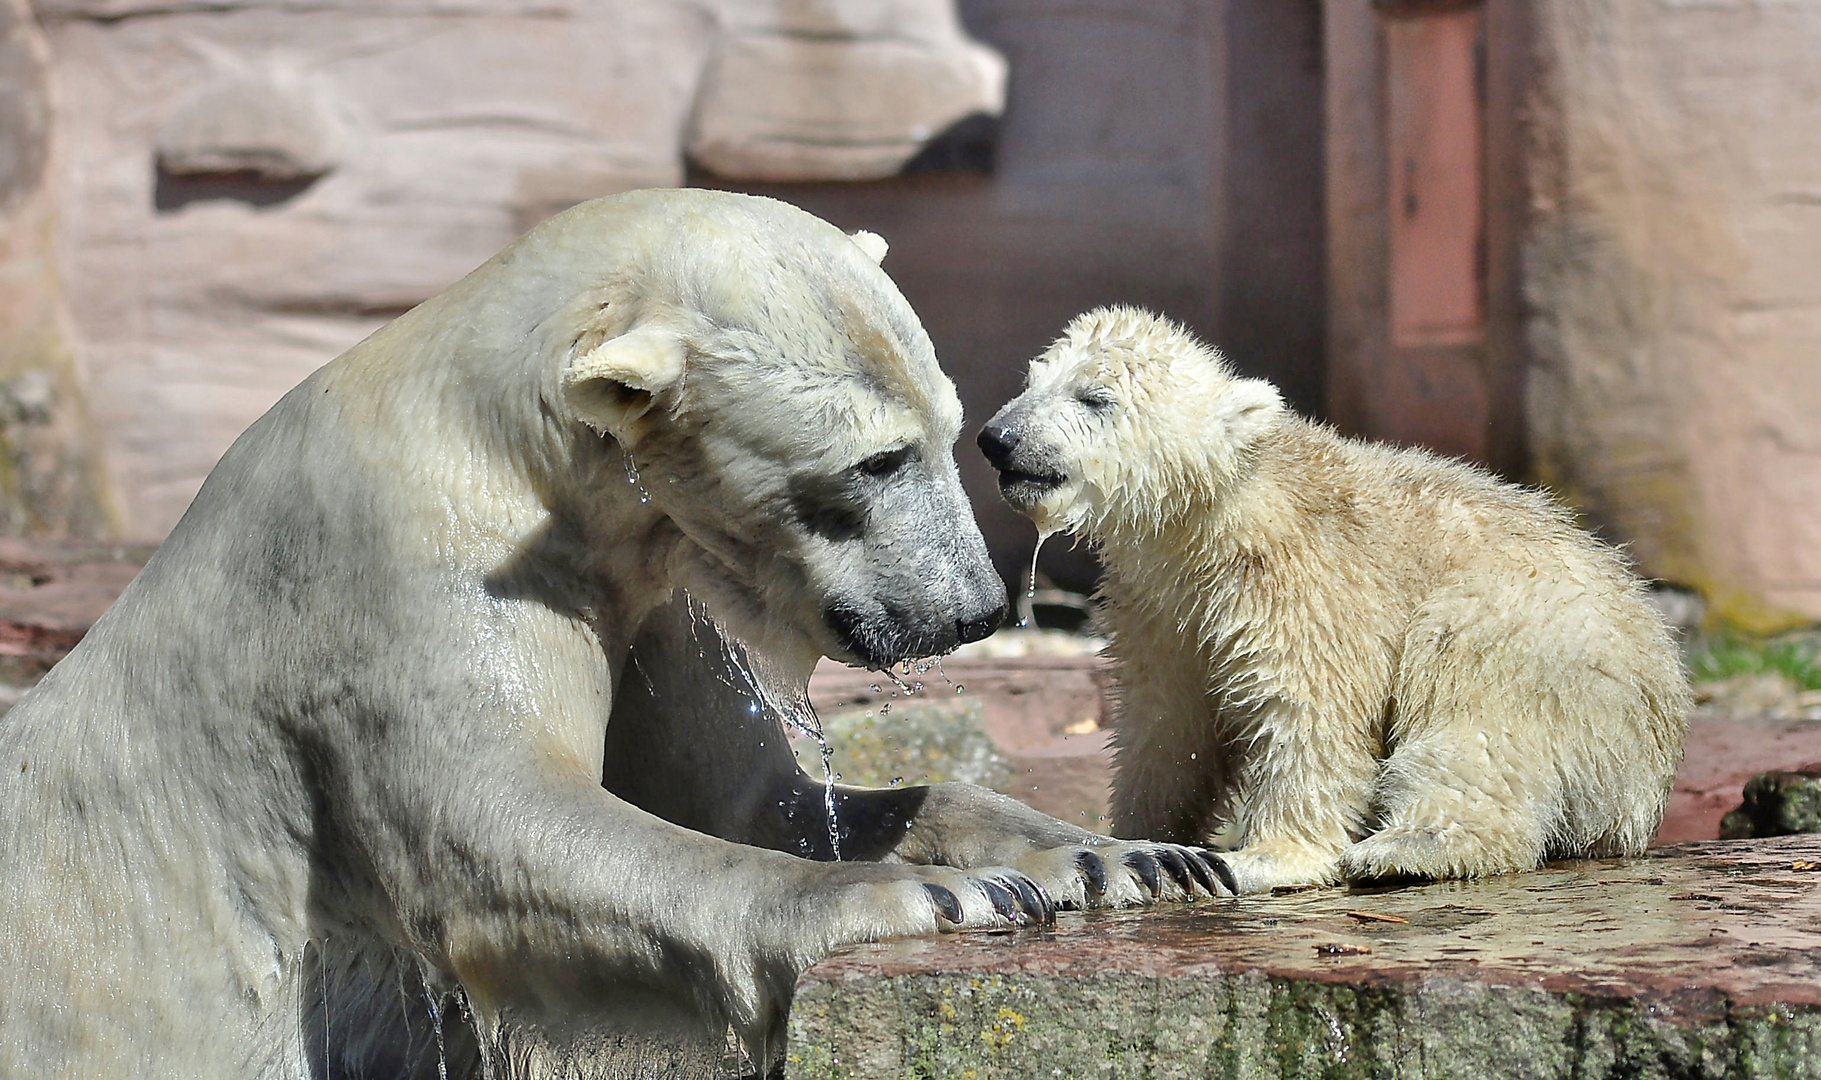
[977,306,1283,538]
[543,190,1004,670]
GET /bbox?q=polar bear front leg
[365,748,1055,1070]
[1216,698,1381,894]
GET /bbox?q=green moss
[1690,632,1821,692]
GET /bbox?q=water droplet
[955,685,965,694]
[880,702,891,713]
[623,450,651,503]
[889,776,904,787]
[1018,530,1053,628]
[870,684,882,694]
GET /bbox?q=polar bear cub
[980,306,1690,892]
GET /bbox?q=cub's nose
[977,424,1019,469]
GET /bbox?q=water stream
[690,597,845,860]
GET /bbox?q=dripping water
[623,448,650,504]
[1017,529,1054,628]
[816,731,841,860]
[456,989,497,1080]
[688,596,844,860]
[423,981,448,1080]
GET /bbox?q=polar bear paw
[906,865,1057,929]
[1013,842,1235,909]
[1213,845,1342,894]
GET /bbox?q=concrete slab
[788,834,1821,1079]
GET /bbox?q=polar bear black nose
[957,604,1005,644]
[977,424,1018,469]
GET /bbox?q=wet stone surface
[788,835,1821,1079]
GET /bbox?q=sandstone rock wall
[1524,0,1821,626]
[0,0,113,537]
[32,0,1004,538]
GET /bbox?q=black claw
[1003,875,1047,923]
[1076,850,1109,897]
[1180,849,1219,896]
[1124,850,1162,898]
[924,883,964,925]
[980,879,1019,923]
[1156,847,1196,894]
[1199,850,1239,896]
[1033,881,1057,924]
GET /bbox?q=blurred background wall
[2,0,1818,626]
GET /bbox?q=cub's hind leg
[1341,579,1581,882]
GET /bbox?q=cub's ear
[849,230,888,265]
[563,322,686,445]
[1217,377,1283,446]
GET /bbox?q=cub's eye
[857,446,913,478]
[1077,387,1116,411]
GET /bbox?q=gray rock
[793,699,1013,791]
[1720,766,1821,839]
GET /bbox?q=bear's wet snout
[976,424,1019,469]
[956,603,1006,645]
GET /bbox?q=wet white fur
[0,195,1193,1079]
[1001,306,1690,892]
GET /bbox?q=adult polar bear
[0,190,1223,1078]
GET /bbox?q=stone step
[787,834,1821,1079]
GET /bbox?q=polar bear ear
[563,322,686,444]
[1217,377,1284,446]
[849,230,888,265]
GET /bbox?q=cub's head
[978,306,1283,537]
[553,191,1004,670]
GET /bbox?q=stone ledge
[788,835,1821,1079]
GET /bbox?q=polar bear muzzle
[823,594,1003,669]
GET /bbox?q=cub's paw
[909,865,1056,930]
[1339,825,1533,884]
[1013,843,1235,909]
[1215,846,1341,895]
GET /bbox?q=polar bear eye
[1077,387,1116,412]
[857,446,914,478]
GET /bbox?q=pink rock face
[33,0,1004,540]
[1525,0,1821,624]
